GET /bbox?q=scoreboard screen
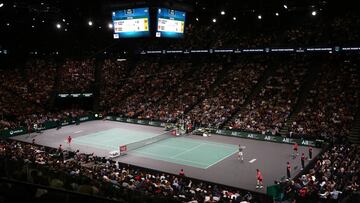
[156,8,186,38]
[112,8,150,38]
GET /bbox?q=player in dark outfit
[308,146,313,160]
[293,143,299,157]
[287,162,291,179]
[301,153,305,170]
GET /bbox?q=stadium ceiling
[0,0,354,24]
[0,0,357,56]
[0,0,356,33]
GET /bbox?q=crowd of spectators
[187,60,266,128]
[1,54,359,142]
[100,57,189,118]
[0,109,92,131]
[139,59,224,122]
[0,138,262,203]
[229,58,308,135]
[0,58,96,131]
[290,57,360,140]
[99,59,129,112]
[0,60,56,130]
[58,59,95,92]
[1,13,360,141]
[281,143,360,202]
[0,60,56,117]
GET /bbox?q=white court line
[205,149,238,169]
[171,143,205,158]
[74,130,83,134]
[249,159,257,163]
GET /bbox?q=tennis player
[67,135,72,147]
[293,143,299,157]
[256,169,264,189]
[238,144,244,161]
[287,162,291,179]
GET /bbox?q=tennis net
[117,130,177,156]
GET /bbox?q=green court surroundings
[72,128,238,169]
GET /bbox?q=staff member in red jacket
[67,135,72,147]
[179,168,185,176]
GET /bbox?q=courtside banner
[0,114,101,138]
[104,116,323,147]
[0,127,27,137]
[209,129,319,147]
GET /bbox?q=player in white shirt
[238,144,244,161]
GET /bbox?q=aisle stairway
[278,65,319,136]
[348,111,360,144]
[221,61,277,128]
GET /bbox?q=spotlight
[56,23,61,29]
[108,23,113,29]
[0,3,4,8]
[311,11,317,16]
[275,12,279,16]
[283,5,288,9]
[220,10,225,15]
[233,17,237,20]
[257,15,262,19]
[88,21,93,26]
[196,17,199,21]
[212,18,216,23]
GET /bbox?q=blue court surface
[72,128,238,169]
[72,128,159,151]
[131,137,238,169]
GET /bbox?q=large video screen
[112,8,150,38]
[156,8,186,38]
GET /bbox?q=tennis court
[130,137,238,169]
[10,120,321,193]
[72,128,238,169]
[72,128,161,152]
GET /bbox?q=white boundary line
[205,149,238,169]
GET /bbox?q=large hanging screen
[112,8,150,38]
[156,8,186,38]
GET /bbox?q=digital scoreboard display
[156,8,186,38]
[112,8,150,38]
